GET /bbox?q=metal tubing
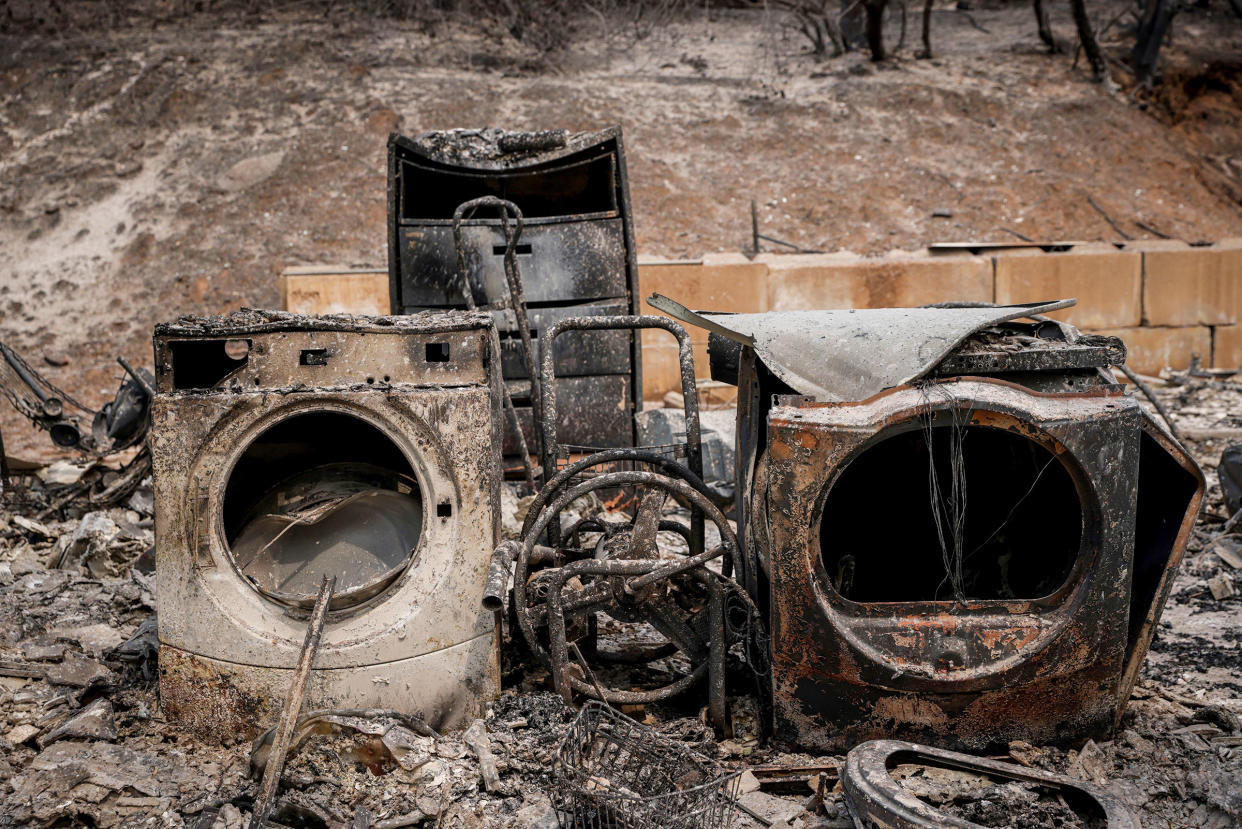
[514,470,738,726]
[453,196,543,465]
[520,448,716,542]
[482,540,520,612]
[538,316,704,554]
[698,570,728,737]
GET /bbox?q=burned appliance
[0,343,152,454]
[151,310,503,742]
[652,295,1204,752]
[488,316,749,735]
[387,127,642,454]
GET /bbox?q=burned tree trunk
[840,0,868,49]
[919,0,933,58]
[864,0,889,60]
[1069,0,1109,83]
[1131,0,1178,86]
[1032,0,1060,52]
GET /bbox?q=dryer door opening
[222,411,424,610]
[819,422,1084,605]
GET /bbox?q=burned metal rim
[841,739,1140,828]
[806,400,1101,615]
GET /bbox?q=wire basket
[552,701,742,829]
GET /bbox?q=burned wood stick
[1115,364,1184,443]
[0,658,46,680]
[463,720,500,793]
[247,575,335,829]
[1087,195,1133,240]
[1135,220,1171,239]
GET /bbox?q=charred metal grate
[552,702,742,829]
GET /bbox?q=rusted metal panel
[152,309,492,393]
[501,374,633,455]
[152,311,503,742]
[494,300,632,379]
[649,294,1074,403]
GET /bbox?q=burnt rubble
[3,370,1242,828]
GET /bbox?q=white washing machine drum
[229,462,424,609]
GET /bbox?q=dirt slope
[1,3,1241,458]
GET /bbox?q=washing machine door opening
[222,411,425,610]
[818,421,1084,605]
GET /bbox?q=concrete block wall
[282,239,1242,401]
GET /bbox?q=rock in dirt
[219,151,285,192]
[511,792,558,828]
[12,515,55,539]
[737,789,806,825]
[38,461,91,485]
[1192,704,1242,734]
[38,698,117,746]
[1208,572,1236,600]
[43,651,117,688]
[463,719,501,792]
[7,723,42,745]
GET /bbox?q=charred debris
[1,127,1238,829]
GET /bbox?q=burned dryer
[654,296,1203,752]
[151,310,503,742]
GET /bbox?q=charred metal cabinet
[387,128,642,453]
[713,322,1204,752]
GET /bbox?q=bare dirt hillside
[2,2,1241,458]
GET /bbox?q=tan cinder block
[1121,239,1190,253]
[1091,326,1211,374]
[640,341,709,403]
[761,252,992,311]
[995,249,1141,329]
[640,252,767,316]
[282,269,388,315]
[1213,325,1242,369]
[1143,247,1242,326]
[640,253,768,352]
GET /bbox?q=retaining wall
[282,239,1242,401]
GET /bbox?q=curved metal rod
[538,315,704,551]
[453,195,543,465]
[545,555,724,723]
[513,470,738,709]
[1115,363,1185,445]
[521,448,718,571]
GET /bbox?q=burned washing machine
[151,310,503,742]
[653,295,1204,752]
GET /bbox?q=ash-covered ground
[1,377,1241,829]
